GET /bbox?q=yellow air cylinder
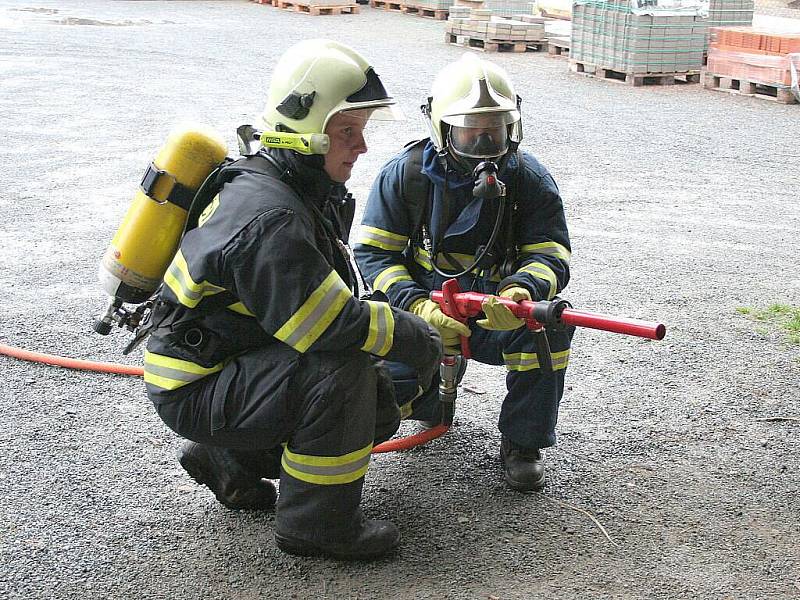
[99,124,228,304]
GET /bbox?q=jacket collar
[266,148,347,209]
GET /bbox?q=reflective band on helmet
[361,300,395,356]
[518,262,558,299]
[503,349,570,372]
[281,443,372,485]
[163,249,226,308]
[274,270,352,353]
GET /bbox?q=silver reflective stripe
[144,364,199,383]
[282,453,371,477]
[166,261,202,303]
[281,281,347,349]
[361,300,394,356]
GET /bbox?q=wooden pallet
[701,70,797,104]
[569,60,701,86]
[445,33,542,53]
[547,36,570,57]
[370,0,448,19]
[369,0,403,10]
[272,0,359,14]
[400,3,448,19]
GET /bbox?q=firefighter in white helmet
[144,39,441,560]
[355,54,574,492]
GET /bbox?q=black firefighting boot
[178,441,279,510]
[500,435,546,492]
[274,474,399,561]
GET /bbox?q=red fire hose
[1,282,665,455]
[0,343,144,376]
[0,342,443,453]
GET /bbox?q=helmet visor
[444,112,521,159]
[334,104,405,124]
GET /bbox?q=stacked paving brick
[536,0,573,19]
[708,0,754,28]
[415,0,453,10]
[454,0,538,18]
[447,5,548,49]
[571,0,708,75]
[703,26,800,103]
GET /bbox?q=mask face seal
[448,124,508,160]
[442,111,521,170]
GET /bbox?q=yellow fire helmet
[423,54,522,162]
[261,39,403,136]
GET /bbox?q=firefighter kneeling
[354,54,575,493]
[143,39,441,560]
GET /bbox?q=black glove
[383,308,443,392]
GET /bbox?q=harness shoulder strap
[400,139,431,240]
[183,154,286,234]
[500,151,522,278]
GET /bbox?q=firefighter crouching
[354,54,575,493]
[143,39,442,560]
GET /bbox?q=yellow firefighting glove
[409,298,471,355]
[498,285,532,303]
[476,286,531,331]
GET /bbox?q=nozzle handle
[532,328,553,372]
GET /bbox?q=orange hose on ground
[372,424,449,453]
[0,342,449,452]
[0,343,144,376]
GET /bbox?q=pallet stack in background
[369,0,452,19]
[446,5,549,51]
[570,0,708,83]
[414,0,454,14]
[252,0,359,15]
[702,27,800,103]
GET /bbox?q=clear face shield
[443,111,521,162]
[331,104,405,128]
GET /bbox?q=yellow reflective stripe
[373,264,412,293]
[519,242,571,263]
[519,262,558,299]
[358,226,408,252]
[361,300,395,356]
[226,302,255,317]
[281,443,372,485]
[143,350,224,390]
[413,247,433,271]
[274,271,352,353]
[399,399,414,419]
[502,349,570,372]
[163,249,226,308]
[197,194,220,228]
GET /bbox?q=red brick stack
[705,26,800,89]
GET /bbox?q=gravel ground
[1,2,798,599]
